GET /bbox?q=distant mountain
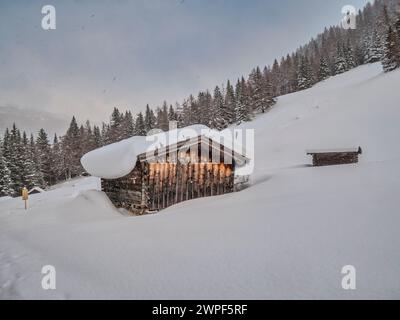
[0,106,70,138]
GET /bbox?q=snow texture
[1,64,400,299]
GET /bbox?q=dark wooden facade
[102,137,246,214]
[307,147,362,167]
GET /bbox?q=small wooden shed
[307,147,362,167]
[81,125,250,215]
[28,187,45,195]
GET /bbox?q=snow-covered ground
[1,63,400,299]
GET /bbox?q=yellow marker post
[22,187,29,210]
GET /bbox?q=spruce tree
[21,131,43,189]
[334,44,348,75]
[224,80,236,124]
[134,112,146,136]
[109,107,124,142]
[0,137,13,197]
[211,86,227,130]
[64,116,82,179]
[168,105,177,122]
[30,134,44,185]
[144,104,156,132]
[364,28,382,63]
[36,128,52,186]
[93,126,103,147]
[0,154,13,197]
[51,134,63,184]
[318,56,331,80]
[345,39,356,69]
[297,56,313,90]
[122,111,135,139]
[156,102,169,131]
[382,26,400,72]
[8,124,23,194]
[235,78,252,124]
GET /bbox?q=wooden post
[22,187,28,210]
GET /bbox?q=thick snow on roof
[28,187,46,194]
[306,147,361,154]
[81,125,246,179]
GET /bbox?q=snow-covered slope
[1,63,400,299]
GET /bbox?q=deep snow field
[1,63,400,299]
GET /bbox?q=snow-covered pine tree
[0,136,13,197]
[318,56,331,81]
[122,111,135,139]
[36,128,53,186]
[395,17,400,43]
[30,134,44,185]
[263,69,276,110]
[271,59,281,97]
[224,80,236,124]
[344,38,356,69]
[63,116,82,179]
[93,125,103,147]
[382,26,400,72]
[0,153,13,197]
[334,43,348,75]
[210,85,227,130]
[109,107,124,142]
[144,104,156,132]
[235,77,252,124]
[248,66,268,114]
[168,104,177,122]
[197,91,213,126]
[51,134,64,184]
[365,27,384,63]
[297,56,314,90]
[21,131,43,189]
[174,102,184,127]
[7,124,24,194]
[84,120,98,151]
[156,102,169,131]
[134,112,146,136]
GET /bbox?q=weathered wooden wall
[101,144,236,214]
[146,162,234,211]
[312,152,360,167]
[101,160,144,213]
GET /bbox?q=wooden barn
[307,147,363,167]
[81,125,250,215]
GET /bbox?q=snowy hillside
[1,63,400,299]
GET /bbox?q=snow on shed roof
[28,187,45,194]
[81,125,249,179]
[306,147,362,155]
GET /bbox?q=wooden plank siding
[101,139,238,215]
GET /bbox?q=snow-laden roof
[28,187,45,194]
[81,125,248,179]
[306,147,362,155]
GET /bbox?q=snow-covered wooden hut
[28,186,45,195]
[81,125,250,215]
[307,147,362,167]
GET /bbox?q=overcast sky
[0,0,370,123]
